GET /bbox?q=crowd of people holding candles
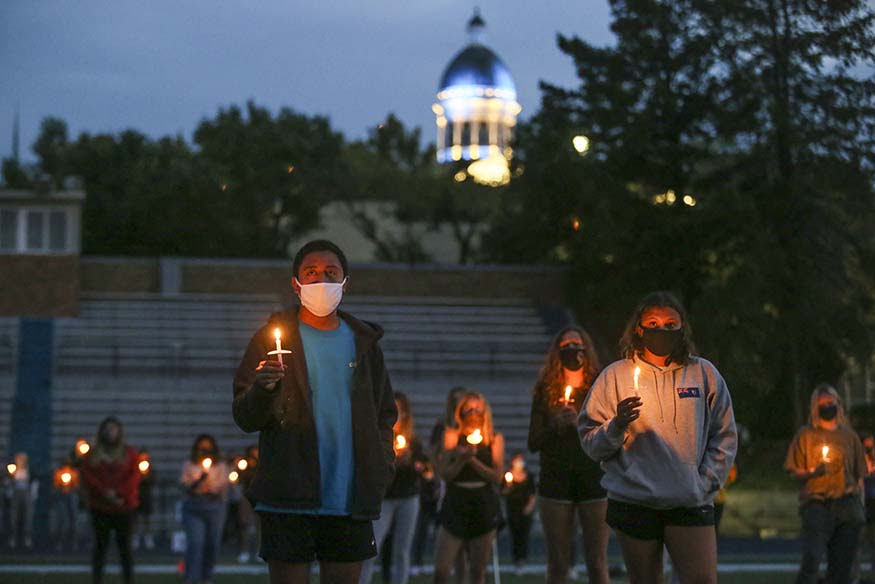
[1,239,874,584]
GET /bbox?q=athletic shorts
[605,498,715,540]
[258,512,376,563]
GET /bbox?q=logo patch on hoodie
[676,387,701,399]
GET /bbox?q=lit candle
[467,429,483,445]
[237,458,248,471]
[395,435,407,450]
[61,472,72,485]
[633,366,641,396]
[563,385,572,405]
[77,440,90,456]
[138,460,150,474]
[202,457,213,472]
[504,471,513,484]
[6,463,16,476]
[229,470,239,483]
[268,328,292,366]
[822,445,830,461]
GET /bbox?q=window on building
[0,209,16,250]
[49,211,67,251]
[26,210,43,250]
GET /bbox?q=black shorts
[257,512,376,563]
[606,499,715,540]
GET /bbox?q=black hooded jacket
[233,306,397,519]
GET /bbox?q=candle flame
[822,445,830,459]
[633,366,640,384]
[395,435,407,450]
[138,460,150,473]
[6,463,16,475]
[229,470,239,483]
[237,458,248,471]
[61,472,72,484]
[77,440,90,455]
[274,328,281,341]
[505,471,513,483]
[466,429,483,445]
[202,457,213,471]
[564,385,572,402]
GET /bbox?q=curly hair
[618,291,696,366]
[533,325,601,400]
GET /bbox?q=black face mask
[640,327,683,357]
[559,346,585,371]
[819,404,838,421]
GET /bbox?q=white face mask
[294,277,347,317]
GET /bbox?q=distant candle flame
[564,385,572,403]
[138,460,150,473]
[237,458,248,471]
[822,445,830,459]
[61,472,72,485]
[395,435,407,450]
[6,463,16,475]
[505,471,513,484]
[274,328,281,341]
[77,441,90,455]
[202,457,213,471]
[229,471,239,483]
[467,429,483,445]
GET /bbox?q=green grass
[0,574,799,584]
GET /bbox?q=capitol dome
[433,10,521,182]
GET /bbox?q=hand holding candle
[466,429,483,445]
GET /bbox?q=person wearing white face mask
[233,239,398,584]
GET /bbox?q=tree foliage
[486,0,875,437]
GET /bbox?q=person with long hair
[785,385,866,584]
[433,391,504,584]
[579,291,737,584]
[360,392,428,584]
[180,434,230,584]
[529,325,609,584]
[79,416,142,584]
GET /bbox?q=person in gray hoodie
[578,291,737,584]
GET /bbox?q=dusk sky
[0,1,614,163]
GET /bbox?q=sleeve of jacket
[527,384,548,453]
[120,448,142,510]
[698,367,738,493]
[372,344,398,472]
[232,328,278,433]
[578,367,626,462]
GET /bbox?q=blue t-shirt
[256,320,357,516]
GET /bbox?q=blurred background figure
[502,452,536,576]
[132,449,156,551]
[360,392,428,584]
[428,386,469,583]
[853,432,875,583]
[786,385,866,584]
[433,391,505,584]
[234,445,259,563]
[52,455,80,551]
[79,416,142,584]
[409,459,439,577]
[180,434,229,584]
[7,452,38,550]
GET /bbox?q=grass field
[0,572,801,584]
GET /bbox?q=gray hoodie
[578,355,737,509]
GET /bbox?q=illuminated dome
[433,10,521,183]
